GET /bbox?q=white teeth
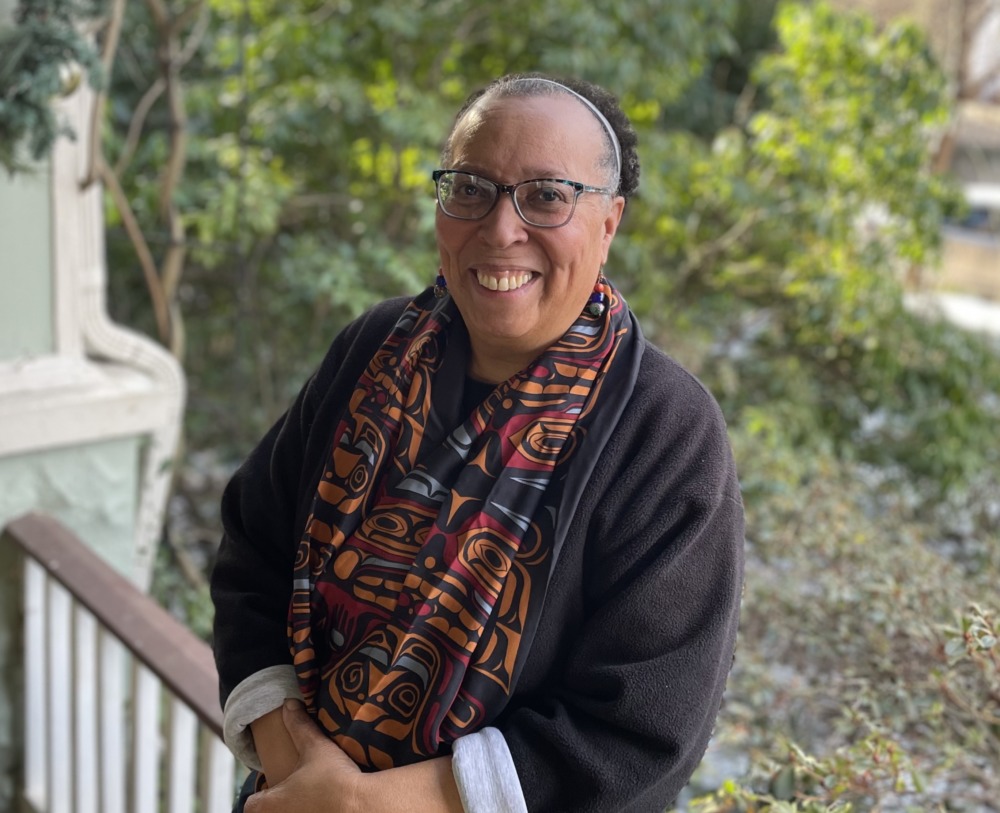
[476,271,532,292]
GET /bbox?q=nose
[477,192,528,247]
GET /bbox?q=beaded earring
[434,273,448,298]
[586,274,608,316]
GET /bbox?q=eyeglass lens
[436,172,577,227]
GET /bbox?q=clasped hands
[245,700,464,813]
[245,700,363,813]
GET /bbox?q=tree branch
[169,0,204,37]
[141,0,192,359]
[145,0,170,31]
[679,208,761,279]
[99,157,172,344]
[176,0,210,69]
[113,76,166,177]
[83,0,126,187]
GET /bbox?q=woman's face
[435,95,625,380]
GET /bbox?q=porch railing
[2,512,244,813]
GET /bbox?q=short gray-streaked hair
[441,73,640,203]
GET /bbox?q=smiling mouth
[475,270,534,292]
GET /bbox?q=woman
[211,73,744,813]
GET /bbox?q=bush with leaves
[619,2,1000,494]
[0,0,103,172]
[682,418,1000,810]
[101,0,740,454]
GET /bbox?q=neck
[467,343,538,384]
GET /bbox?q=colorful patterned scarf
[287,283,642,770]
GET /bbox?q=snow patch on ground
[905,291,1000,338]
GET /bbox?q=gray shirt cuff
[224,671,526,813]
[222,665,303,770]
[452,727,528,813]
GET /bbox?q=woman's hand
[245,701,362,813]
[249,705,300,788]
[245,700,465,813]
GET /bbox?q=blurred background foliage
[9,0,997,806]
[0,0,103,171]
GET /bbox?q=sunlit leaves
[614,1,993,488]
[103,0,746,451]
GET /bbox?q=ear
[599,196,626,265]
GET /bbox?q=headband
[513,77,622,187]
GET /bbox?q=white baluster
[74,607,99,813]
[204,733,240,813]
[167,699,198,813]
[23,560,48,811]
[133,664,162,812]
[48,579,73,813]
[99,632,127,813]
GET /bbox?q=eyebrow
[450,165,578,183]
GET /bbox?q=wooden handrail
[4,512,223,739]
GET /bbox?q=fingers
[242,706,366,813]
[280,699,327,753]
[243,788,268,813]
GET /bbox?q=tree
[103,0,741,452]
[618,2,995,488]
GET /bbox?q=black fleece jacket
[211,295,745,812]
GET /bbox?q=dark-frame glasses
[432,169,615,228]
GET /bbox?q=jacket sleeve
[500,363,745,812]
[210,366,322,707]
[210,299,406,707]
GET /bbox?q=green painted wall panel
[0,163,54,359]
[0,437,140,569]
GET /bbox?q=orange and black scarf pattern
[286,284,641,770]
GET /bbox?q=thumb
[244,783,284,813]
[280,699,327,753]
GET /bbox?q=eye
[524,181,572,207]
[458,182,485,198]
[446,173,494,203]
